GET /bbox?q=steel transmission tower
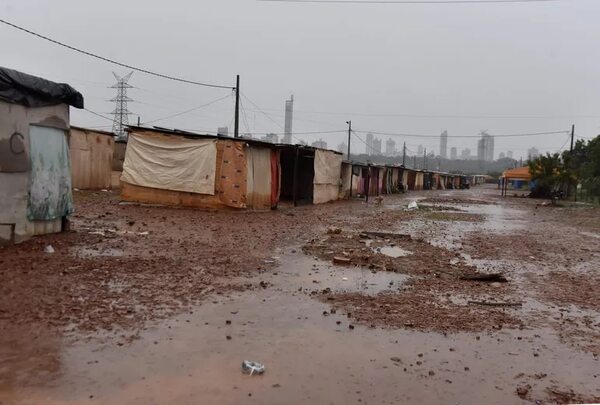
[110,71,134,139]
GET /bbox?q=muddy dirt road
[1,186,599,404]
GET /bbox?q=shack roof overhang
[126,125,278,149]
[0,66,84,108]
[275,143,343,156]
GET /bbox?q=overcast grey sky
[2,0,599,159]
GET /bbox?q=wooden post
[365,165,371,203]
[349,164,353,199]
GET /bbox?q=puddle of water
[3,252,600,405]
[375,246,413,258]
[268,253,409,296]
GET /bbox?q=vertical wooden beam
[293,147,299,207]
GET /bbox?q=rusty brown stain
[35,115,67,130]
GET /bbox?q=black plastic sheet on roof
[0,66,84,108]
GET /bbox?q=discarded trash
[44,245,55,254]
[516,384,531,399]
[88,230,106,236]
[468,300,522,307]
[333,256,351,265]
[242,360,265,375]
[460,273,507,283]
[342,277,349,281]
[407,201,419,210]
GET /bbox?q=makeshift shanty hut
[379,165,404,194]
[120,127,279,210]
[405,168,417,191]
[111,139,127,188]
[500,166,532,196]
[277,144,342,205]
[0,67,83,244]
[423,171,434,190]
[69,126,114,190]
[414,170,425,191]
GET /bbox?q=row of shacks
[115,126,477,210]
[0,67,479,244]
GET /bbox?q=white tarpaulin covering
[121,132,217,195]
[313,149,342,204]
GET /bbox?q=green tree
[528,153,565,198]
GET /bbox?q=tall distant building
[217,126,229,136]
[499,152,506,159]
[372,138,382,155]
[477,131,495,161]
[312,139,327,149]
[450,147,457,160]
[461,147,471,159]
[528,147,540,160]
[385,138,396,156]
[366,132,374,154]
[507,150,514,159]
[282,95,294,144]
[417,144,424,156]
[440,130,448,159]
[262,133,278,143]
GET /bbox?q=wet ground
[1,186,599,404]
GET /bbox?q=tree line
[528,135,600,202]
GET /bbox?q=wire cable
[0,18,235,90]
[259,0,561,4]
[353,129,569,138]
[83,107,114,122]
[141,93,233,125]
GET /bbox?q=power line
[259,0,561,4]
[239,98,253,135]
[239,106,600,120]
[353,129,569,138]
[141,93,233,125]
[0,18,234,90]
[242,93,285,130]
[83,107,114,122]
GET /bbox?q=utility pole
[570,124,575,152]
[569,124,575,199]
[413,155,416,169]
[346,120,351,160]
[402,142,406,166]
[234,75,240,138]
[424,148,427,170]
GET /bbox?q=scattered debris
[327,227,342,235]
[407,201,419,211]
[468,300,522,307]
[44,245,55,254]
[242,360,265,376]
[359,231,412,240]
[515,383,531,398]
[460,273,508,283]
[333,256,351,265]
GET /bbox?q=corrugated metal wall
[70,128,114,189]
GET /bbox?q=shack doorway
[279,146,315,206]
